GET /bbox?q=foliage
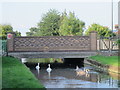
[14,31,21,36]
[26,27,39,36]
[0,24,13,39]
[0,24,21,40]
[26,58,63,63]
[85,24,115,37]
[26,10,114,37]
[117,39,120,45]
[59,12,85,36]
[2,56,44,88]
[26,9,85,36]
[37,9,61,36]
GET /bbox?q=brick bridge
[7,31,97,58]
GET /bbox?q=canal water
[22,58,120,88]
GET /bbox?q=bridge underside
[8,51,97,58]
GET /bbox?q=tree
[1,24,13,39]
[14,31,21,36]
[59,12,85,36]
[0,24,21,40]
[85,24,115,37]
[26,9,85,36]
[26,27,38,36]
[37,9,61,36]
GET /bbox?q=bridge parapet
[7,32,15,52]
[7,31,97,52]
[90,31,97,51]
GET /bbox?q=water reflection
[108,71,120,80]
[118,80,120,87]
[36,68,40,75]
[48,72,51,79]
[30,66,119,88]
[23,58,119,88]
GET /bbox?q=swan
[83,68,90,73]
[76,68,90,76]
[75,66,79,71]
[46,64,52,72]
[36,63,40,70]
[21,58,27,63]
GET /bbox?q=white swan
[83,68,90,73]
[36,63,40,70]
[75,66,79,71]
[46,64,52,72]
[21,58,27,63]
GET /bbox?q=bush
[117,39,120,45]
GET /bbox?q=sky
[0,0,119,36]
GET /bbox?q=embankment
[2,56,45,88]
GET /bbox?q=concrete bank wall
[85,58,120,74]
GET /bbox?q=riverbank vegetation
[2,56,44,88]
[89,55,119,67]
[27,58,63,63]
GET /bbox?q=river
[22,58,120,88]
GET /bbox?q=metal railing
[0,40,7,56]
[98,36,119,51]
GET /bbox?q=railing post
[90,31,97,51]
[7,32,15,52]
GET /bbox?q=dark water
[22,58,120,88]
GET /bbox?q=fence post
[90,31,97,51]
[7,32,15,52]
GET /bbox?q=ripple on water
[29,66,119,88]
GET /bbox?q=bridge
[7,31,97,58]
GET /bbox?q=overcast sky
[0,0,119,36]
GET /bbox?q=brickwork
[14,36,90,52]
[90,31,97,51]
[7,32,15,52]
[7,32,97,52]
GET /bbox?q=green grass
[89,55,119,67]
[2,56,45,88]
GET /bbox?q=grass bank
[88,55,120,74]
[2,56,45,88]
[89,55,119,67]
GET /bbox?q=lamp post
[111,0,113,33]
[118,1,120,36]
[109,0,114,54]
